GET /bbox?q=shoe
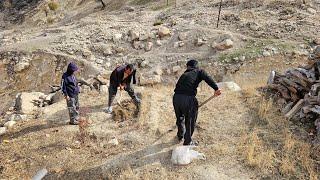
[183,140,198,146]
[69,121,79,125]
[104,106,113,114]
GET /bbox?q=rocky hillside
[0,0,320,179]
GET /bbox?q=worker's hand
[64,96,70,101]
[119,84,126,90]
[214,89,222,96]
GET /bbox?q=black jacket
[174,68,218,96]
[110,65,136,87]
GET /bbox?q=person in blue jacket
[61,62,80,125]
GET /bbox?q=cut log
[285,99,305,119]
[268,84,291,100]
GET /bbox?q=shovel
[198,94,218,108]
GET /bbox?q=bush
[48,1,59,11]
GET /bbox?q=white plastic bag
[171,146,205,165]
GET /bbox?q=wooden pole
[216,0,223,28]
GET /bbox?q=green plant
[48,1,59,11]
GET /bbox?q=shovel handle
[198,94,217,108]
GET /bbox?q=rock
[51,93,64,104]
[132,41,144,50]
[178,33,187,41]
[195,38,205,46]
[158,26,171,38]
[14,62,30,72]
[113,46,125,54]
[8,114,27,121]
[4,121,16,129]
[313,38,320,45]
[307,8,317,14]
[172,66,181,73]
[139,74,161,85]
[153,67,163,76]
[212,39,234,51]
[139,32,152,41]
[262,50,271,57]
[15,92,45,114]
[95,59,104,64]
[128,30,140,41]
[82,49,92,58]
[314,46,320,57]
[145,42,153,51]
[0,127,6,136]
[108,137,119,146]
[100,85,108,94]
[248,22,261,31]
[113,33,122,42]
[95,75,108,85]
[239,56,246,61]
[140,60,149,68]
[126,6,135,12]
[156,40,162,46]
[91,44,113,56]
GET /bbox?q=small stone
[113,33,122,42]
[195,38,205,46]
[100,85,108,94]
[158,26,171,38]
[239,56,246,61]
[128,30,140,41]
[0,127,6,136]
[4,121,16,129]
[307,8,317,14]
[95,59,104,64]
[213,39,234,51]
[145,42,153,52]
[14,62,30,72]
[140,60,149,68]
[172,66,181,73]
[108,138,119,146]
[313,38,320,45]
[156,40,162,46]
[178,33,187,41]
[45,134,50,137]
[82,49,92,58]
[262,50,271,57]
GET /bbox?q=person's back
[174,68,218,96]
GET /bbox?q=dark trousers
[108,84,138,106]
[173,93,198,145]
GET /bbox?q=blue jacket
[61,63,80,98]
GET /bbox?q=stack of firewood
[266,61,320,138]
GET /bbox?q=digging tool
[198,94,218,108]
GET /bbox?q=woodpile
[266,61,320,139]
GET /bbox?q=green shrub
[48,1,59,11]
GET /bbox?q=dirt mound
[113,100,138,122]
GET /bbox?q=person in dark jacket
[173,59,221,145]
[105,64,141,113]
[61,62,80,125]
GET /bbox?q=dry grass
[48,1,59,11]
[236,56,319,179]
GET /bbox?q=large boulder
[139,74,161,86]
[15,92,45,114]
